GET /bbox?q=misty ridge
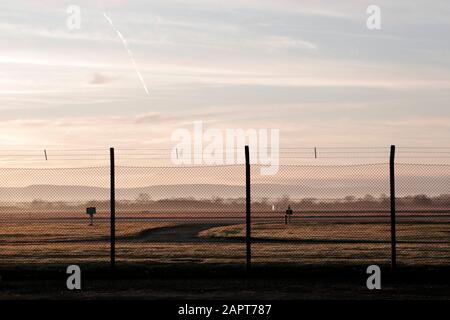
[0,175,449,202]
[0,193,449,216]
[0,184,449,215]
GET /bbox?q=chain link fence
[0,160,448,269]
[396,164,450,265]
[249,164,392,266]
[0,167,110,267]
[115,165,246,266]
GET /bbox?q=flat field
[0,219,449,266]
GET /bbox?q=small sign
[86,207,96,226]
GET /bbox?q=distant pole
[314,147,317,159]
[390,145,396,270]
[110,147,116,272]
[245,145,251,270]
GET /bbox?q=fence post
[110,147,116,272]
[245,145,251,271]
[390,145,396,270]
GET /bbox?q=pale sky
[1,0,449,152]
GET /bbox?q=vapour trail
[103,12,149,95]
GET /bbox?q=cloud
[0,0,449,158]
[89,73,115,85]
[264,36,318,51]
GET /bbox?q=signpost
[86,207,96,226]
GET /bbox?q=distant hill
[0,184,291,202]
[0,175,448,202]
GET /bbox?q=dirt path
[133,223,237,243]
[130,223,418,244]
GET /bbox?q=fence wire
[115,165,246,265]
[249,164,391,266]
[0,162,448,268]
[396,164,450,265]
[0,167,110,267]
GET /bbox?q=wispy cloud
[89,73,116,85]
[0,0,449,152]
[264,36,318,51]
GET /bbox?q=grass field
[200,222,450,242]
[0,220,449,266]
[0,221,174,242]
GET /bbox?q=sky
[0,0,449,154]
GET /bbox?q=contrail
[103,12,149,95]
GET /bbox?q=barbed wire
[0,162,449,170]
[0,146,450,151]
[0,146,449,165]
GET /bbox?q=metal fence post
[110,147,116,272]
[245,145,251,270]
[390,145,396,270]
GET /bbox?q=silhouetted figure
[285,205,293,224]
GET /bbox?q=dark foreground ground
[0,264,449,300]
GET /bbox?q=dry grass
[0,221,173,243]
[0,221,449,267]
[0,242,246,265]
[2,240,448,266]
[199,222,450,242]
[197,222,450,266]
